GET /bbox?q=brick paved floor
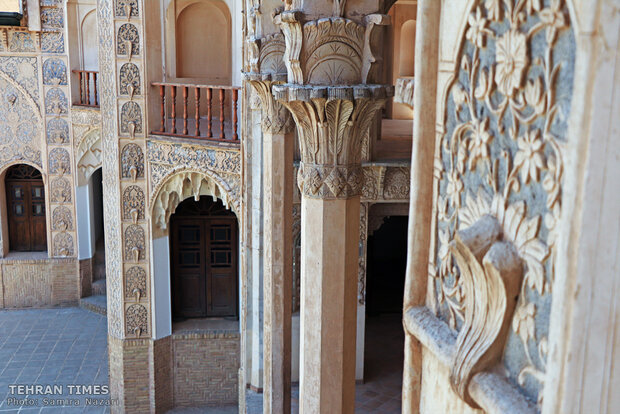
[0,308,109,413]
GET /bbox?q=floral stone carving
[121,143,144,180]
[52,206,74,231]
[47,118,69,144]
[120,101,143,137]
[124,224,145,262]
[53,232,74,257]
[125,266,147,302]
[432,0,574,404]
[43,58,68,86]
[119,63,141,97]
[117,24,140,58]
[51,177,71,203]
[48,148,71,175]
[122,185,145,223]
[125,304,148,337]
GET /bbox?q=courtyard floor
[0,308,109,413]
[0,309,403,413]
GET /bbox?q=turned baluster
[219,89,225,139]
[171,86,177,134]
[195,87,201,138]
[93,73,98,106]
[85,72,90,106]
[77,71,84,104]
[159,85,166,133]
[207,88,213,138]
[232,89,239,141]
[182,86,189,135]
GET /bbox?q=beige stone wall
[172,333,240,407]
[0,258,79,308]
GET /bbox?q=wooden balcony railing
[152,82,240,142]
[72,70,99,107]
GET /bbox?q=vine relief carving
[51,177,71,203]
[122,185,145,223]
[431,0,574,405]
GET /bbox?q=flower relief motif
[433,0,575,405]
[515,129,544,184]
[495,29,528,97]
[466,7,491,48]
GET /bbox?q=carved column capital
[247,76,294,135]
[274,84,393,199]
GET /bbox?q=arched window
[5,165,46,252]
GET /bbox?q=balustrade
[72,70,99,107]
[152,82,240,142]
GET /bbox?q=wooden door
[206,219,237,317]
[5,166,46,252]
[171,219,207,318]
[170,199,238,319]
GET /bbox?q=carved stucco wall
[429,0,575,407]
[0,1,79,260]
[97,0,150,340]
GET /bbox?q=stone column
[250,77,295,414]
[275,85,391,413]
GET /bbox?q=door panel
[171,214,238,320]
[171,220,206,318]
[6,180,47,252]
[206,220,237,317]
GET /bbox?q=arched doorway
[5,164,46,252]
[170,196,238,320]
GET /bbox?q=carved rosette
[274,84,392,200]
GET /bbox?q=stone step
[79,295,107,316]
[92,279,106,296]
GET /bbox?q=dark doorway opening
[170,196,238,321]
[91,168,106,281]
[5,164,46,252]
[366,215,408,316]
[364,214,407,395]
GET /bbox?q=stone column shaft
[250,78,295,414]
[275,84,391,414]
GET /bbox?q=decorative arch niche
[165,0,232,83]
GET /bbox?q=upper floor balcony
[151,82,240,143]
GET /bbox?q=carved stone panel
[53,232,74,257]
[115,0,139,18]
[47,118,69,144]
[383,167,410,200]
[41,32,65,54]
[48,148,71,175]
[119,63,141,97]
[43,58,68,86]
[52,206,74,231]
[431,0,575,405]
[122,185,145,222]
[125,266,147,302]
[51,177,72,203]
[125,304,148,337]
[117,24,140,57]
[121,143,144,180]
[120,101,143,136]
[45,88,68,115]
[124,224,145,262]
